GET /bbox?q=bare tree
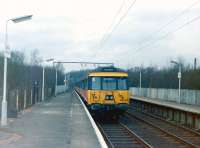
[30,49,42,66]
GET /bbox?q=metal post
[1,20,9,126]
[16,89,19,112]
[68,73,70,90]
[1,15,32,126]
[64,74,67,92]
[64,74,66,87]
[139,70,142,96]
[178,65,181,103]
[42,66,45,101]
[34,81,37,104]
[55,67,57,96]
[171,60,182,104]
[30,89,33,105]
[24,89,26,109]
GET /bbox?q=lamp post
[67,73,70,90]
[139,69,142,96]
[55,67,57,96]
[135,67,142,96]
[42,58,54,102]
[64,74,67,87]
[52,61,57,96]
[1,15,33,126]
[171,60,182,103]
[64,73,68,92]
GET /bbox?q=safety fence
[0,87,54,117]
[55,85,68,94]
[129,87,200,105]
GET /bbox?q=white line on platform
[74,91,108,148]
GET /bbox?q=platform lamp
[135,67,142,96]
[171,60,182,103]
[1,15,33,126]
[52,60,58,96]
[42,58,54,102]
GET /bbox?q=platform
[131,95,200,115]
[0,92,102,148]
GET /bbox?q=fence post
[30,89,33,105]
[35,87,37,104]
[16,89,19,112]
[24,89,26,109]
[195,90,196,105]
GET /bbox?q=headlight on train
[105,95,114,100]
[110,95,114,100]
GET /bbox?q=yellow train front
[76,67,129,116]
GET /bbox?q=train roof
[88,72,128,77]
[94,66,126,72]
[89,66,128,77]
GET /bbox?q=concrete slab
[131,96,200,115]
[0,93,101,148]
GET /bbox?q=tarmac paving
[0,92,101,148]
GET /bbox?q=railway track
[125,110,200,148]
[97,121,151,148]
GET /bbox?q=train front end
[87,69,129,114]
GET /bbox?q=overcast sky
[0,0,200,72]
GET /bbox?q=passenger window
[118,78,128,90]
[91,77,101,90]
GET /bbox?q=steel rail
[97,121,151,148]
[136,109,200,136]
[127,109,200,147]
[125,112,197,148]
[119,122,153,148]
[97,122,115,148]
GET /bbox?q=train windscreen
[91,77,101,90]
[102,78,117,90]
[89,77,128,90]
[117,77,128,90]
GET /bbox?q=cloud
[0,0,200,71]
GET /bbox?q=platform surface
[0,93,101,148]
[131,96,200,115]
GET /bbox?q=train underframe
[88,103,129,120]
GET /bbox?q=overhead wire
[92,0,126,59]
[147,0,200,38]
[93,0,137,58]
[130,0,200,54]
[98,0,125,49]
[133,14,200,55]
[99,0,137,48]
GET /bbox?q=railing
[129,87,200,105]
[0,87,54,117]
[55,85,68,94]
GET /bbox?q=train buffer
[0,92,103,148]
